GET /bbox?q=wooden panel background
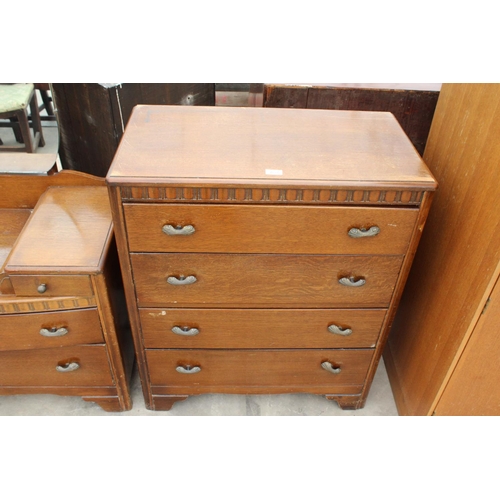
[383,83,500,415]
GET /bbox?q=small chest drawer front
[0,345,114,387]
[0,308,104,351]
[140,308,387,349]
[131,253,403,308]
[9,274,93,297]
[147,348,374,394]
[124,203,418,255]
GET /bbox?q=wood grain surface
[0,308,103,351]
[384,83,500,415]
[0,345,114,386]
[0,209,31,271]
[140,308,387,349]
[106,106,436,190]
[9,274,93,297]
[5,186,112,273]
[124,204,418,255]
[146,348,374,394]
[131,253,404,308]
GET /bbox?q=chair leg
[29,93,45,148]
[39,89,54,116]
[9,117,24,143]
[16,108,34,153]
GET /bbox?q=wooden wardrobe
[384,83,500,415]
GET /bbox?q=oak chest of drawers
[0,173,134,412]
[106,105,437,411]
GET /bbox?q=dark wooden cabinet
[52,83,216,177]
[106,105,437,411]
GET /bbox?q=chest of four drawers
[106,105,437,411]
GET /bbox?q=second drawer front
[131,253,404,308]
[147,349,374,392]
[0,345,114,387]
[0,308,104,351]
[9,274,93,297]
[140,308,387,349]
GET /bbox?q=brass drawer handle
[321,361,341,374]
[339,276,366,287]
[37,283,47,294]
[328,324,353,336]
[162,224,195,236]
[56,362,80,373]
[176,365,201,374]
[172,326,200,336]
[40,327,69,337]
[348,226,380,238]
[167,275,197,286]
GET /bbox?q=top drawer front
[124,204,418,255]
[9,274,93,297]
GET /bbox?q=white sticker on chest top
[265,169,283,175]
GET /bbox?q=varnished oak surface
[146,348,374,393]
[434,277,500,415]
[0,209,31,271]
[106,106,436,190]
[140,308,387,349]
[124,204,418,255]
[0,169,105,209]
[106,106,437,411]
[9,274,93,297]
[0,345,114,386]
[6,186,112,273]
[0,308,103,351]
[384,83,500,415]
[131,253,404,308]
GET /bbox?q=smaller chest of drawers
[106,105,437,411]
[0,179,134,412]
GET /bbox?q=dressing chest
[0,171,134,411]
[106,105,437,411]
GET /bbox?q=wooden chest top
[106,105,437,190]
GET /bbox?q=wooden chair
[0,84,45,153]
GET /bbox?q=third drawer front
[140,308,387,349]
[0,308,104,351]
[131,253,404,308]
[147,349,375,394]
[0,345,114,387]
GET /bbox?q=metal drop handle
[328,324,353,336]
[167,275,197,286]
[162,224,195,236]
[348,226,380,238]
[321,361,341,374]
[56,362,80,373]
[172,326,200,336]
[37,283,47,294]
[40,327,69,337]
[176,365,201,374]
[339,276,366,287]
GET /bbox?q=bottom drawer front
[147,349,374,393]
[0,308,104,351]
[0,346,114,387]
[141,308,386,349]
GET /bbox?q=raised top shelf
[5,186,112,274]
[106,106,437,190]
